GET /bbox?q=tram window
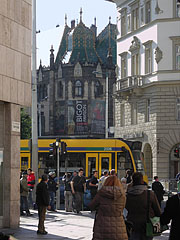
[101,157,109,175]
[21,157,28,170]
[88,157,96,177]
[117,152,133,179]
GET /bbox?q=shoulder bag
[146,190,168,237]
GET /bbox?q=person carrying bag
[146,190,168,238]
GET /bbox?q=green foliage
[21,108,31,139]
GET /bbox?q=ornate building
[37,11,117,138]
[107,0,180,181]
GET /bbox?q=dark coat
[20,176,29,197]
[160,194,180,240]
[152,181,164,202]
[47,176,58,192]
[126,185,161,234]
[89,185,128,240]
[36,181,50,207]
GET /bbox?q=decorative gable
[74,62,82,77]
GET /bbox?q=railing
[116,75,144,91]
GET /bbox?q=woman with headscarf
[89,175,128,240]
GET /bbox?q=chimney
[71,20,75,29]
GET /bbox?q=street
[1,210,170,240]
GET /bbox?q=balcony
[116,75,144,92]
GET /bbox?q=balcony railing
[116,75,144,92]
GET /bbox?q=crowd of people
[19,168,180,239]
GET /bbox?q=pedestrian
[36,174,50,235]
[125,169,132,184]
[89,170,98,199]
[27,168,35,209]
[63,173,73,212]
[126,172,161,240]
[20,171,31,216]
[98,170,109,190]
[89,175,128,240]
[175,172,180,192]
[152,176,165,207]
[47,172,58,211]
[160,193,180,240]
[121,177,128,193]
[110,169,117,176]
[71,168,86,214]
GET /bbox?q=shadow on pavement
[1,227,87,240]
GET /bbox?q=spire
[65,14,67,25]
[80,8,83,22]
[109,16,111,24]
[50,45,54,70]
[94,17,96,27]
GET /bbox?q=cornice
[117,18,180,42]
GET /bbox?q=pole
[32,0,38,184]
[38,103,41,137]
[105,72,109,138]
[56,141,60,209]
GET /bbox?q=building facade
[0,0,32,227]
[107,0,180,180]
[37,13,117,138]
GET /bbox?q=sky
[36,0,117,66]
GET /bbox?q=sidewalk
[0,209,170,240]
[1,210,94,240]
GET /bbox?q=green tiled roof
[55,25,71,65]
[55,21,117,65]
[96,24,117,65]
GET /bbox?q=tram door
[99,153,112,177]
[20,153,30,171]
[86,153,98,178]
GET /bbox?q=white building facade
[107,0,180,180]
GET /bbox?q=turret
[50,45,54,70]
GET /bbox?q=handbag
[146,190,168,237]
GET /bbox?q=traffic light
[49,142,57,160]
[61,141,67,155]
[174,147,179,158]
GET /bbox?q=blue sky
[36,0,117,66]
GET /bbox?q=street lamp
[31,0,38,184]
[93,71,109,138]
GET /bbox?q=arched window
[57,81,63,98]
[75,80,82,97]
[94,81,103,98]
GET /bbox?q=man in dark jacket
[63,173,73,212]
[36,174,50,235]
[152,176,165,207]
[160,193,180,240]
[20,171,31,216]
[89,170,98,199]
[47,172,58,211]
[126,172,161,240]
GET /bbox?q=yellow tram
[20,138,148,182]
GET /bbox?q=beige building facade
[107,0,180,181]
[0,0,32,228]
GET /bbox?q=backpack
[20,182,23,193]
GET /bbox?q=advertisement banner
[91,100,105,134]
[55,101,65,134]
[67,100,88,135]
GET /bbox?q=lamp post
[32,0,38,184]
[93,71,109,138]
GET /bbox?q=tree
[21,108,31,139]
